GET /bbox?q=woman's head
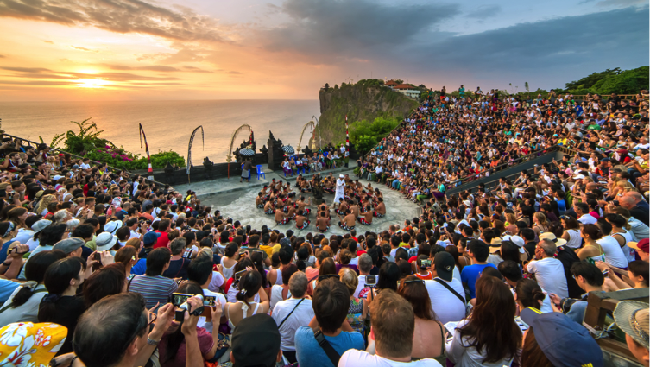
[225,242,238,257]
[236,270,262,305]
[398,275,434,320]
[338,268,358,296]
[376,262,400,291]
[8,207,28,226]
[515,278,546,309]
[83,263,127,308]
[319,257,337,276]
[8,250,67,309]
[281,263,298,285]
[582,224,603,241]
[43,256,86,295]
[115,246,138,267]
[38,224,68,246]
[459,275,521,364]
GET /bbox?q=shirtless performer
[349,199,359,219]
[275,206,291,225]
[358,205,373,225]
[286,203,297,219]
[256,193,264,208]
[374,197,386,218]
[295,212,310,230]
[338,209,356,231]
[318,203,330,218]
[296,196,312,216]
[316,212,330,232]
[335,198,348,215]
[264,200,275,215]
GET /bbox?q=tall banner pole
[139,124,154,181]
[345,115,350,167]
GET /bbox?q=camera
[420,259,432,269]
[182,249,192,259]
[173,293,205,322]
[365,275,377,287]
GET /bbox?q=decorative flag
[139,123,153,180]
[186,126,205,182]
[345,115,350,154]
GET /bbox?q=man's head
[187,256,213,286]
[145,248,171,276]
[288,271,308,298]
[570,262,604,291]
[230,313,282,367]
[467,239,489,262]
[358,253,372,275]
[538,239,557,258]
[74,293,149,367]
[370,289,415,359]
[312,278,350,333]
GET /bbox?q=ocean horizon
[0,99,320,165]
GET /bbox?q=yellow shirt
[260,244,274,258]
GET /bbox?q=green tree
[394,79,403,84]
[349,116,401,153]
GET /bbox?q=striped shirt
[128,275,178,309]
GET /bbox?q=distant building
[392,84,421,99]
[385,79,399,88]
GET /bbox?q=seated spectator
[82,263,127,308]
[340,289,442,366]
[613,301,649,366]
[0,249,66,327]
[224,269,269,331]
[273,271,314,364]
[162,237,191,279]
[425,251,467,324]
[398,275,445,359]
[550,262,604,324]
[128,248,178,309]
[270,263,297,312]
[229,313,283,367]
[526,238,569,299]
[461,240,497,300]
[295,277,365,367]
[366,262,400,308]
[499,260,553,313]
[339,268,367,334]
[158,282,224,367]
[38,256,87,356]
[446,276,521,366]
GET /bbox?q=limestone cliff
[315,84,419,145]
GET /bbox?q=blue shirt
[294,326,364,367]
[461,263,497,299]
[0,278,20,303]
[0,240,15,264]
[131,259,148,276]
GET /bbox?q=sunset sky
[0,0,647,101]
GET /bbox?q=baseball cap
[433,251,455,282]
[539,232,567,246]
[104,220,123,234]
[52,237,85,254]
[230,313,280,367]
[143,231,160,246]
[613,301,649,349]
[521,308,603,367]
[628,238,649,254]
[96,232,118,251]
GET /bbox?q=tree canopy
[564,66,648,95]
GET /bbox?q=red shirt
[154,231,169,249]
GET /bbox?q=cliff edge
[315,84,419,145]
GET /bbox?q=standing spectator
[446,276,522,366]
[295,277,364,367]
[273,271,314,364]
[128,248,178,309]
[339,289,442,366]
[527,239,569,298]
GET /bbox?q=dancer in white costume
[333,174,346,206]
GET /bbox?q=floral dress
[346,298,364,334]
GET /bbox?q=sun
[75,79,111,88]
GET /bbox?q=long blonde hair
[36,194,57,214]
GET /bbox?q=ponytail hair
[515,278,546,309]
[249,251,268,288]
[236,270,262,306]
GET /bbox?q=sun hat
[613,301,649,349]
[104,220,123,234]
[96,231,118,251]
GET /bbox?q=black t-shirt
[39,295,86,356]
[162,258,190,279]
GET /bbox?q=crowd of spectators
[0,87,647,367]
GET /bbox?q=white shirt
[0,284,47,327]
[597,236,629,269]
[424,277,466,324]
[446,319,514,367]
[269,284,291,312]
[272,297,314,351]
[526,257,569,299]
[578,214,597,225]
[197,289,227,333]
[339,350,442,367]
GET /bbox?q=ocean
[0,100,320,165]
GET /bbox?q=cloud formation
[0,0,227,42]
[108,65,212,73]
